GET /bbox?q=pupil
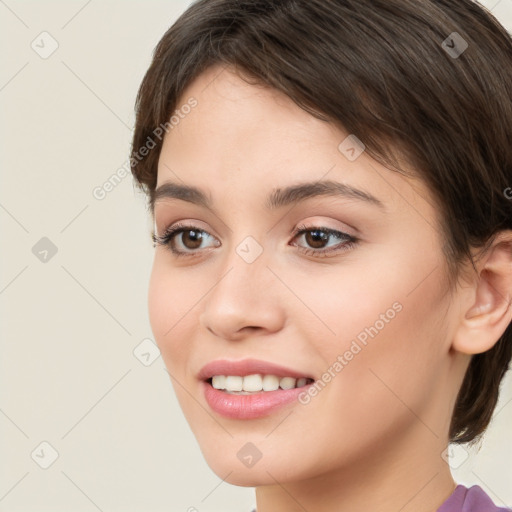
[306,230,327,249]
[183,230,203,249]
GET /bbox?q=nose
[199,252,286,342]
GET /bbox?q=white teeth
[262,374,280,391]
[210,374,310,392]
[297,377,307,387]
[279,377,296,390]
[211,375,226,389]
[225,375,243,391]
[242,374,263,392]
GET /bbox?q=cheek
[147,259,206,422]
[303,250,450,442]
[147,257,196,371]
[297,235,447,374]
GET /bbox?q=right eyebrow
[151,181,211,213]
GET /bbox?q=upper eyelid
[156,213,357,233]
[155,219,214,237]
[160,223,355,243]
[160,222,351,234]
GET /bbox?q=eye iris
[305,230,328,249]
[182,230,204,249]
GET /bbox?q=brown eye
[152,223,220,256]
[180,229,205,250]
[291,225,358,257]
[303,229,330,249]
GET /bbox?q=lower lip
[203,381,310,419]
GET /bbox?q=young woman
[130,1,512,510]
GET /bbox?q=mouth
[199,359,316,419]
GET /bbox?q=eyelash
[151,222,358,259]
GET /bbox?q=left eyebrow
[265,180,385,210]
[151,179,385,213]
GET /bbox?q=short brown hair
[130,0,512,444]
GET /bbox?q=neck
[255,424,457,512]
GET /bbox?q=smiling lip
[198,358,314,420]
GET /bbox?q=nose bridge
[199,235,285,338]
[211,236,270,308]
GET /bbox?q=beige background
[1,1,511,510]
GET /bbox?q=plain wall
[1,1,511,510]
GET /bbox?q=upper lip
[198,358,314,381]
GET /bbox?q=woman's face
[148,64,468,486]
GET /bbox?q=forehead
[155,64,434,222]
[159,66,343,172]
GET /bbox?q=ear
[452,231,512,355]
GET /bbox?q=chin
[203,458,281,487]
[197,438,315,487]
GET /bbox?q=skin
[147,63,512,512]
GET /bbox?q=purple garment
[249,484,511,512]
[250,484,511,512]
[438,484,511,512]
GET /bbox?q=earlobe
[452,233,512,355]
